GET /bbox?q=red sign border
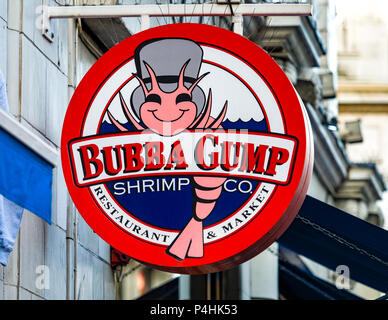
[61,23,312,274]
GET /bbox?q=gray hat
[130,38,206,118]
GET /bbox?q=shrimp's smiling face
[140,86,198,136]
[135,61,207,136]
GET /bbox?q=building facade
[337,0,388,230]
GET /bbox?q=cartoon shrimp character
[107,39,228,261]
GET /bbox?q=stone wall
[0,0,116,300]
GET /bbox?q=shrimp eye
[145,94,161,104]
[176,93,191,104]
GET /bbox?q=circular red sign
[61,23,313,274]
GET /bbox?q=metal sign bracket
[41,3,312,42]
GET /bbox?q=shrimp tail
[166,176,226,260]
[166,218,204,260]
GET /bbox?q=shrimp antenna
[209,101,228,128]
[143,61,160,91]
[132,73,149,95]
[107,111,128,132]
[178,59,191,89]
[118,91,144,131]
[190,88,212,129]
[188,72,210,94]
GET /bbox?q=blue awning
[279,245,362,300]
[0,127,53,223]
[279,259,363,300]
[279,196,388,293]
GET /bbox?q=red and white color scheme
[61,23,313,274]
